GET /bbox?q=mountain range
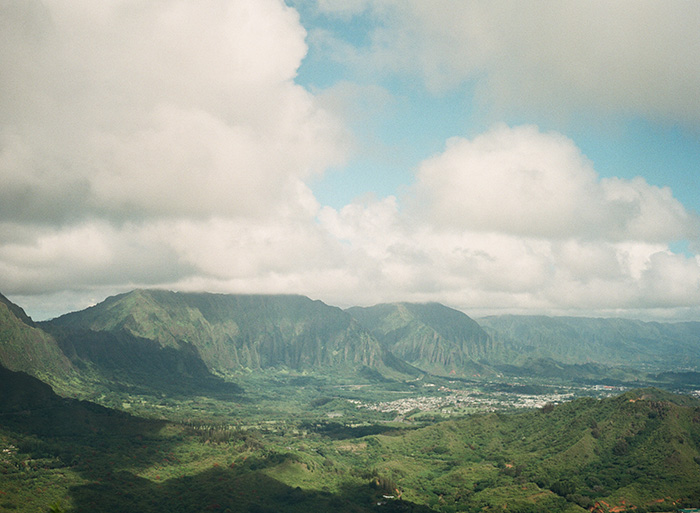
[479,314,700,368]
[2,289,700,512]
[1,289,699,394]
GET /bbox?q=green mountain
[347,302,496,377]
[0,293,73,381]
[493,357,641,384]
[46,325,242,396]
[48,290,412,378]
[479,315,700,369]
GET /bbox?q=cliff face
[348,302,497,376]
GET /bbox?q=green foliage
[2,365,700,513]
[4,290,700,513]
[48,501,66,513]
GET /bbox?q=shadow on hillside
[300,420,405,440]
[0,366,434,513]
[0,364,177,465]
[45,326,243,397]
[66,465,438,513]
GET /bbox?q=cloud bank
[315,0,700,124]
[319,126,700,315]
[1,0,699,320]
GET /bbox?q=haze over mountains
[1,289,699,392]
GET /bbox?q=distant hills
[1,289,699,395]
[479,314,700,369]
[2,289,700,511]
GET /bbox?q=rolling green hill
[347,302,497,377]
[47,290,414,379]
[479,315,700,369]
[353,388,700,512]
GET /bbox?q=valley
[1,290,700,512]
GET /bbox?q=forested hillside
[360,388,700,511]
[1,363,699,512]
[2,290,700,512]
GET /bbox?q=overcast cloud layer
[315,0,700,123]
[2,0,699,320]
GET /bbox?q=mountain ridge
[47,289,414,379]
[3,289,700,394]
[478,314,700,369]
[0,292,73,381]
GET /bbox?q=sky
[1,0,699,321]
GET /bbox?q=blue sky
[2,0,699,320]
[292,2,699,215]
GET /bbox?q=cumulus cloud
[315,0,700,124]
[0,0,347,310]
[410,125,698,242]
[314,126,700,316]
[0,0,346,226]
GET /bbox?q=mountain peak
[0,292,35,327]
[348,302,496,377]
[0,291,72,379]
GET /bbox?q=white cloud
[2,1,699,321]
[638,252,700,307]
[0,0,348,314]
[315,0,700,124]
[0,0,346,225]
[410,125,698,242]
[312,126,700,316]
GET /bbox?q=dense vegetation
[47,290,412,379]
[2,290,700,512]
[0,294,72,382]
[2,365,700,513]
